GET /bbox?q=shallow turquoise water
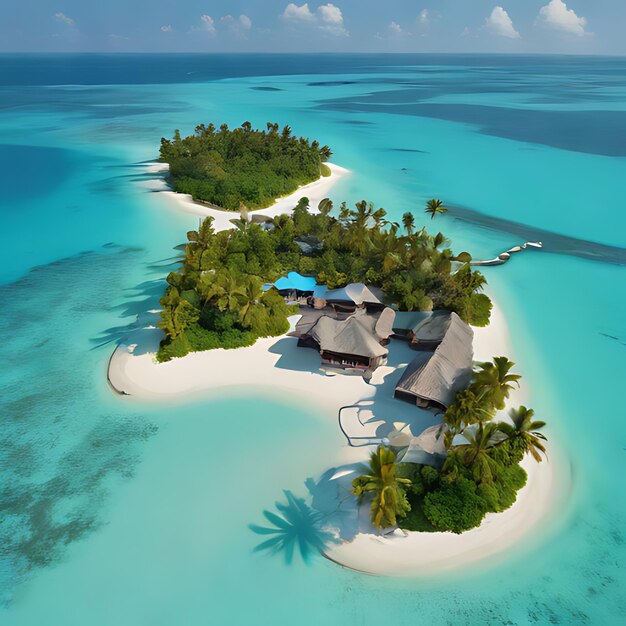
[0,55,624,625]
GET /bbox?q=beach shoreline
[107,293,565,577]
[140,161,351,230]
[114,162,568,577]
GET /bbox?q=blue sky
[2,1,624,54]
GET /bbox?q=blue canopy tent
[263,272,318,294]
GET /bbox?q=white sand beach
[141,161,350,230]
[117,166,567,576]
[108,296,565,577]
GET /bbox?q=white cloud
[318,3,342,25]
[54,12,75,27]
[282,3,315,22]
[484,6,520,39]
[417,8,439,36]
[281,3,347,36]
[108,34,129,41]
[221,14,253,33]
[388,22,403,34]
[199,14,216,34]
[161,25,173,33]
[537,0,588,37]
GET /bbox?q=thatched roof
[307,307,396,359]
[395,313,474,409]
[411,310,453,347]
[323,283,383,306]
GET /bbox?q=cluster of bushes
[397,449,528,534]
[157,194,496,359]
[156,215,299,361]
[156,122,495,359]
[352,357,547,534]
[159,122,332,211]
[288,197,492,325]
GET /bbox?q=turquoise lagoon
[0,55,624,624]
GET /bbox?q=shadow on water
[251,462,381,564]
[90,277,164,350]
[249,490,339,564]
[448,204,626,266]
[89,249,182,350]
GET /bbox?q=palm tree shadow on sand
[249,490,339,564]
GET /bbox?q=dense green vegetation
[352,357,548,533]
[159,122,332,210]
[156,197,493,360]
[288,197,491,322]
[156,216,298,362]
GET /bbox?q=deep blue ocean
[0,53,624,625]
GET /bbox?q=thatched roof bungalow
[408,310,455,350]
[298,307,396,373]
[394,313,474,410]
[322,283,385,312]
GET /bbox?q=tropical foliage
[352,357,548,533]
[424,198,448,219]
[289,198,491,323]
[498,406,547,462]
[157,193,494,359]
[352,446,411,528]
[159,122,332,210]
[157,214,299,361]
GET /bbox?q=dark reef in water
[389,147,428,154]
[0,245,160,605]
[308,80,357,86]
[250,86,283,91]
[449,205,626,266]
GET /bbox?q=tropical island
[159,122,332,210]
[156,192,492,361]
[109,121,555,575]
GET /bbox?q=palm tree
[370,226,405,273]
[402,211,415,235]
[498,406,547,462]
[157,291,199,340]
[424,198,448,219]
[443,388,494,448]
[454,422,500,484]
[346,200,373,254]
[441,447,466,483]
[185,216,215,271]
[371,207,387,229]
[472,356,521,411]
[238,276,263,327]
[319,144,333,162]
[352,446,411,529]
[208,272,246,313]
